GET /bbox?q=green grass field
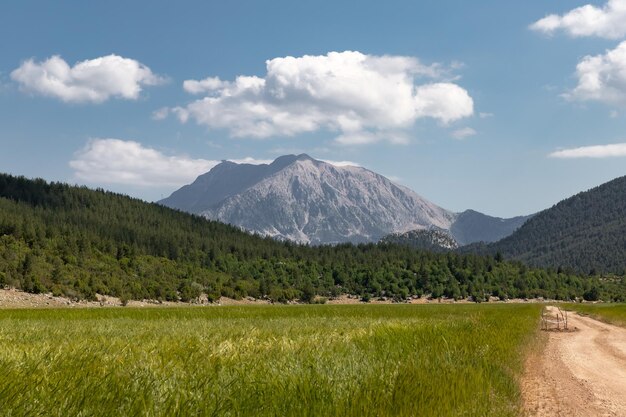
[0,304,541,417]
[563,303,626,327]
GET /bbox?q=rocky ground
[0,288,177,308]
[0,287,551,308]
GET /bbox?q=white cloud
[69,138,270,187]
[70,139,217,187]
[228,157,273,165]
[321,159,360,167]
[549,142,626,158]
[169,51,473,144]
[183,77,228,94]
[11,54,164,103]
[566,41,626,104]
[451,127,477,140]
[530,0,626,39]
[152,107,169,120]
[413,83,473,123]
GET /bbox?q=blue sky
[2,0,626,217]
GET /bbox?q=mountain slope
[381,229,459,252]
[450,210,532,245]
[161,154,527,245]
[163,154,456,244]
[160,155,300,213]
[486,175,626,274]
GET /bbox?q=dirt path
[523,306,626,417]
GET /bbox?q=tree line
[0,173,624,303]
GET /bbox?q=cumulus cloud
[11,54,164,103]
[321,159,360,167]
[183,77,228,94]
[70,139,217,186]
[566,41,626,104]
[168,51,473,144]
[549,142,626,158]
[70,139,362,187]
[451,127,477,140]
[530,0,626,39]
[413,83,473,123]
[70,139,270,187]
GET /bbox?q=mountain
[3,172,619,303]
[484,175,626,274]
[450,210,532,246]
[161,154,527,245]
[381,229,459,252]
[161,155,299,214]
[162,154,456,244]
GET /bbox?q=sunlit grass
[563,303,626,327]
[0,304,541,416]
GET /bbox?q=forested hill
[0,173,623,302]
[484,175,626,275]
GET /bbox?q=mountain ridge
[451,209,532,245]
[160,155,530,245]
[161,154,308,213]
[199,157,455,244]
[480,174,626,274]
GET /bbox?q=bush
[179,281,203,302]
[119,293,130,306]
[583,287,600,302]
[300,283,316,304]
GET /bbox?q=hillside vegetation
[0,173,624,302]
[380,229,458,252]
[486,175,626,275]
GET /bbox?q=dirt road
[523,306,626,417]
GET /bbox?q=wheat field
[0,304,541,416]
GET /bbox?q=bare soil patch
[0,288,183,308]
[522,306,626,417]
[0,287,555,309]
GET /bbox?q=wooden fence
[541,306,568,331]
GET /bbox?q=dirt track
[523,306,626,417]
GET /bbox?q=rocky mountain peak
[159,155,529,245]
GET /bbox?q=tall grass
[0,304,541,416]
[563,303,626,327]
